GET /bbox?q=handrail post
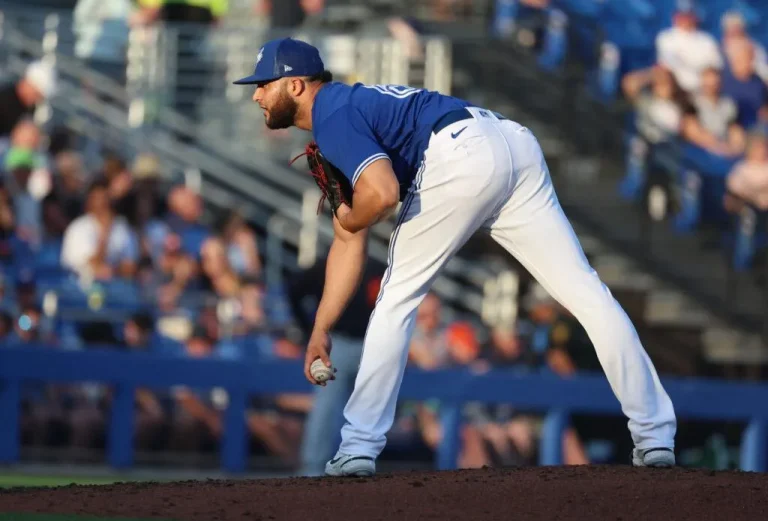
[0,377,20,464]
[222,387,248,473]
[108,383,135,468]
[437,402,462,470]
[540,408,569,466]
[740,417,767,472]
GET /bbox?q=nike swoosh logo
[329,456,342,465]
[451,126,468,139]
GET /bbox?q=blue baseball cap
[233,38,325,85]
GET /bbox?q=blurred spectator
[235,275,267,336]
[623,65,690,145]
[720,11,768,84]
[546,308,602,376]
[478,323,539,369]
[200,236,240,298]
[4,147,43,248]
[508,0,551,51]
[41,195,72,246]
[52,151,87,221]
[258,0,323,31]
[73,0,133,84]
[47,126,77,158]
[0,187,16,262]
[0,310,13,339]
[115,153,167,230]
[148,186,209,262]
[721,38,768,131]
[61,179,139,281]
[356,4,425,62]
[132,0,228,25]
[215,209,262,278]
[100,152,133,203]
[430,0,475,22]
[143,185,206,307]
[655,9,722,93]
[445,321,481,366]
[408,292,452,369]
[724,131,768,212]
[0,61,57,138]
[9,119,43,151]
[681,67,745,157]
[518,282,561,359]
[6,120,53,209]
[15,280,38,313]
[151,232,199,313]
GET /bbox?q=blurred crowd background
[0,0,767,478]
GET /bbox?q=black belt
[432,108,508,135]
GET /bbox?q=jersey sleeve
[315,106,390,187]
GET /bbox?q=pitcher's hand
[304,330,336,386]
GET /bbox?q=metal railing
[0,14,496,321]
[1,347,766,472]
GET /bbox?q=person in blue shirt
[234,38,677,476]
[722,38,768,131]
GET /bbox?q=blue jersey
[311,82,470,198]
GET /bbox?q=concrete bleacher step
[568,211,768,375]
[556,176,765,334]
[703,329,768,366]
[567,222,711,374]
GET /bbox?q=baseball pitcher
[234,38,677,476]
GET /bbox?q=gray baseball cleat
[324,453,376,477]
[632,447,675,467]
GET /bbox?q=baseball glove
[291,141,353,217]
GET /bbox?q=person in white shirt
[73,0,134,84]
[622,64,689,144]
[61,178,139,281]
[655,10,723,93]
[681,67,745,157]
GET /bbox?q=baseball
[310,358,333,383]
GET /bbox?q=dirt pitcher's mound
[1,465,767,521]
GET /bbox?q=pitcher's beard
[264,91,298,130]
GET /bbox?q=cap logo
[284,65,293,72]
[256,48,264,65]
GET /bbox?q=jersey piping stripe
[352,153,390,186]
[355,159,426,371]
[373,158,426,308]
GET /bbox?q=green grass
[0,474,129,488]
[0,516,175,521]
[0,476,178,520]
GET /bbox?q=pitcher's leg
[487,180,676,450]
[339,193,500,458]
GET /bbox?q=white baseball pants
[338,108,677,458]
